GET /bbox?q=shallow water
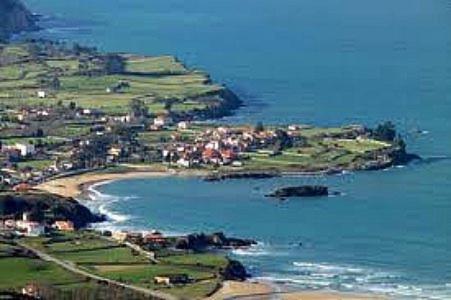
[24,0,451,298]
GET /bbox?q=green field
[0,44,225,115]
[17,159,53,171]
[18,232,228,299]
[0,240,88,290]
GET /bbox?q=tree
[50,76,60,90]
[129,99,148,118]
[372,121,397,141]
[254,121,264,133]
[102,54,125,74]
[35,128,44,137]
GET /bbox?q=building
[112,231,128,243]
[176,158,191,168]
[22,283,40,298]
[14,142,35,157]
[154,274,190,285]
[177,121,189,130]
[16,219,45,237]
[154,115,173,127]
[37,90,47,98]
[53,220,75,231]
[144,231,166,245]
[13,183,31,192]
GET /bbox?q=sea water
[23,0,451,298]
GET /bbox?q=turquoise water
[24,0,451,298]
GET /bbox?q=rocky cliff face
[0,192,105,228]
[0,0,37,41]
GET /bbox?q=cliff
[0,192,105,228]
[0,0,38,41]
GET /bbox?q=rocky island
[266,185,330,198]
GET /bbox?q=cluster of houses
[0,212,74,237]
[111,229,168,248]
[161,125,300,168]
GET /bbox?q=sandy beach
[36,165,209,198]
[207,281,385,300]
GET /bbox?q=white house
[14,143,35,157]
[177,158,191,168]
[154,116,173,127]
[16,213,45,237]
[111,115,131,123]
[37,90,47,98]
[177,121,189,130]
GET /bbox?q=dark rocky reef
[0,192,105,228]
[266,185,329,198]
[175,232,257,251]
[0,0,38,41]
[221,259,249,281]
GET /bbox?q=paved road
[17,241,178,300]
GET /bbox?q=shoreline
[36,168,387,300]
[36,167,210,199]
[208,281,386,300]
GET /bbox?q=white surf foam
[255,261,451,299]
[81,182,134,227]
[232,242,271,257]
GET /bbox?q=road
[17,241,178,300]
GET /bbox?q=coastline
[36,166,210,199]
[208,281,385,300]
[36,168,387,300]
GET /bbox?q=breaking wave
[79,181,135,228]
[255,261,451,299]
[232,242,271,257]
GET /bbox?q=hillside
[0,0,37,41]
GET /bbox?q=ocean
[23,0,451,298]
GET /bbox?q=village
[0,41,408,193]
[1,94,402,192]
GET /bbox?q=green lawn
[54,246,149,264]
[0,45,225,115]
[159,253,229,270]
[17,159,53,171]
[125,56,188,74]
[46,238,119,253]
[94,264,214,285]
[19,232,228,299]
[0,257,86,290]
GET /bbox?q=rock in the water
[175,232,256,251]
[266,185,329,198]
[221,259,249,281]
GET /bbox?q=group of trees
[129,99,148,119]
[371,121,406,151]
[77,54,125,76]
